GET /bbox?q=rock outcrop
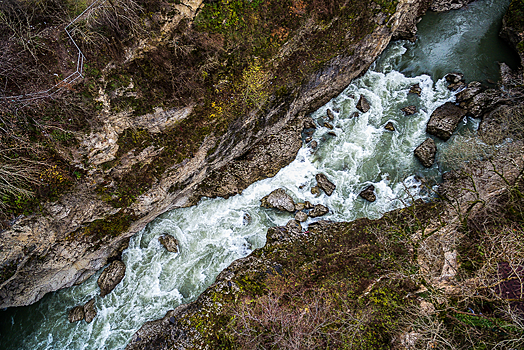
[68,298,97,323]
[261,188,296,212]
[315,173,336,196]
[426,102,467,141]
[356,95,371,113]
[84,298,97,323]
[68,306,85,323]
[159,235,179,253]
[360,185,377,202]
[98,260,126,298]
[414,138,437,168]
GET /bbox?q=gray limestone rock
[315,173,336,196]
[426,102,467,141]
[68,305,85,323]
[356,95,370,113]
[359,185,376,202]
[98,260,126,298]
[84,298,97,323]
[295,211,308,222]
[309,204,329,218]
[414,138,437,168]
[260,188,295,212]
[159,234,179,253]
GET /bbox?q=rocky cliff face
[0,0,437,309]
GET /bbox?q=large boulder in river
[360,185,376,202]
[261,188,295,212]
[309,204,329,218]
[84,298,97,323]
[68,305,85,323]
[356,95,370,113]
[159,234,179,253]
[98,260,126,298]
[456,81,483,103]
[315,173,336,196]
[426,102,467,141]
[414,138,437,168]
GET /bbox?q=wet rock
[311,186,321,196]
[385,122,395,131]
[426,102,467,141]
[461,89,500,118]
[310,140,318,149]
[359,185,376,202]
[295,211,308,222]
[295,203,305,211]
[309,204,329,218]
[444,72,464,84]
[447,81,466,91]
[456,81,482,103]
[98,260,126,298]
[243,213,252,225]
[260,188,295,212]
[327,131,337,137]
[431,0,474,13]
[315,173,336,196]
[409,83,422,96]
[326,109,335,120]
[414,138,437,168]
[68,305,85,323]
[304,201,314,209]
[84,298,97,323]
[324,122,334,129]
[401,105,417,115]
[305,137,312,143]
[286,219,302,234]
[356,95,370,113]
[303,117,317,130]
[350,112,360,118]
[159,234,179,253]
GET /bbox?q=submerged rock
[356,95,371,113]
[426,102,467,141]
[324,122,334,129]
[316,173,336,196]
[159,234,179,253]
[84,298,97,323]
[414,138,437,168]
[360,185,377,202]
[350,112,360,118]
[309,204,329,218]
[409,83,422,96]
[68,305,85,323]
[261,188,295,212]
[401,105,417,115]
[385,122,396,131]
[295,211,308,222]
[98,260,126,298]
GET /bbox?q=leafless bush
[230,285,369,350]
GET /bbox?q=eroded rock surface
[261,188,295,212]
[360,185,377,202]
[426,102,467,141]
[315,173,336,196]
[98,260,126,298]
[159,234,179,253]
[414,138,437,168]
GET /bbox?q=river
[0,0,518,348]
